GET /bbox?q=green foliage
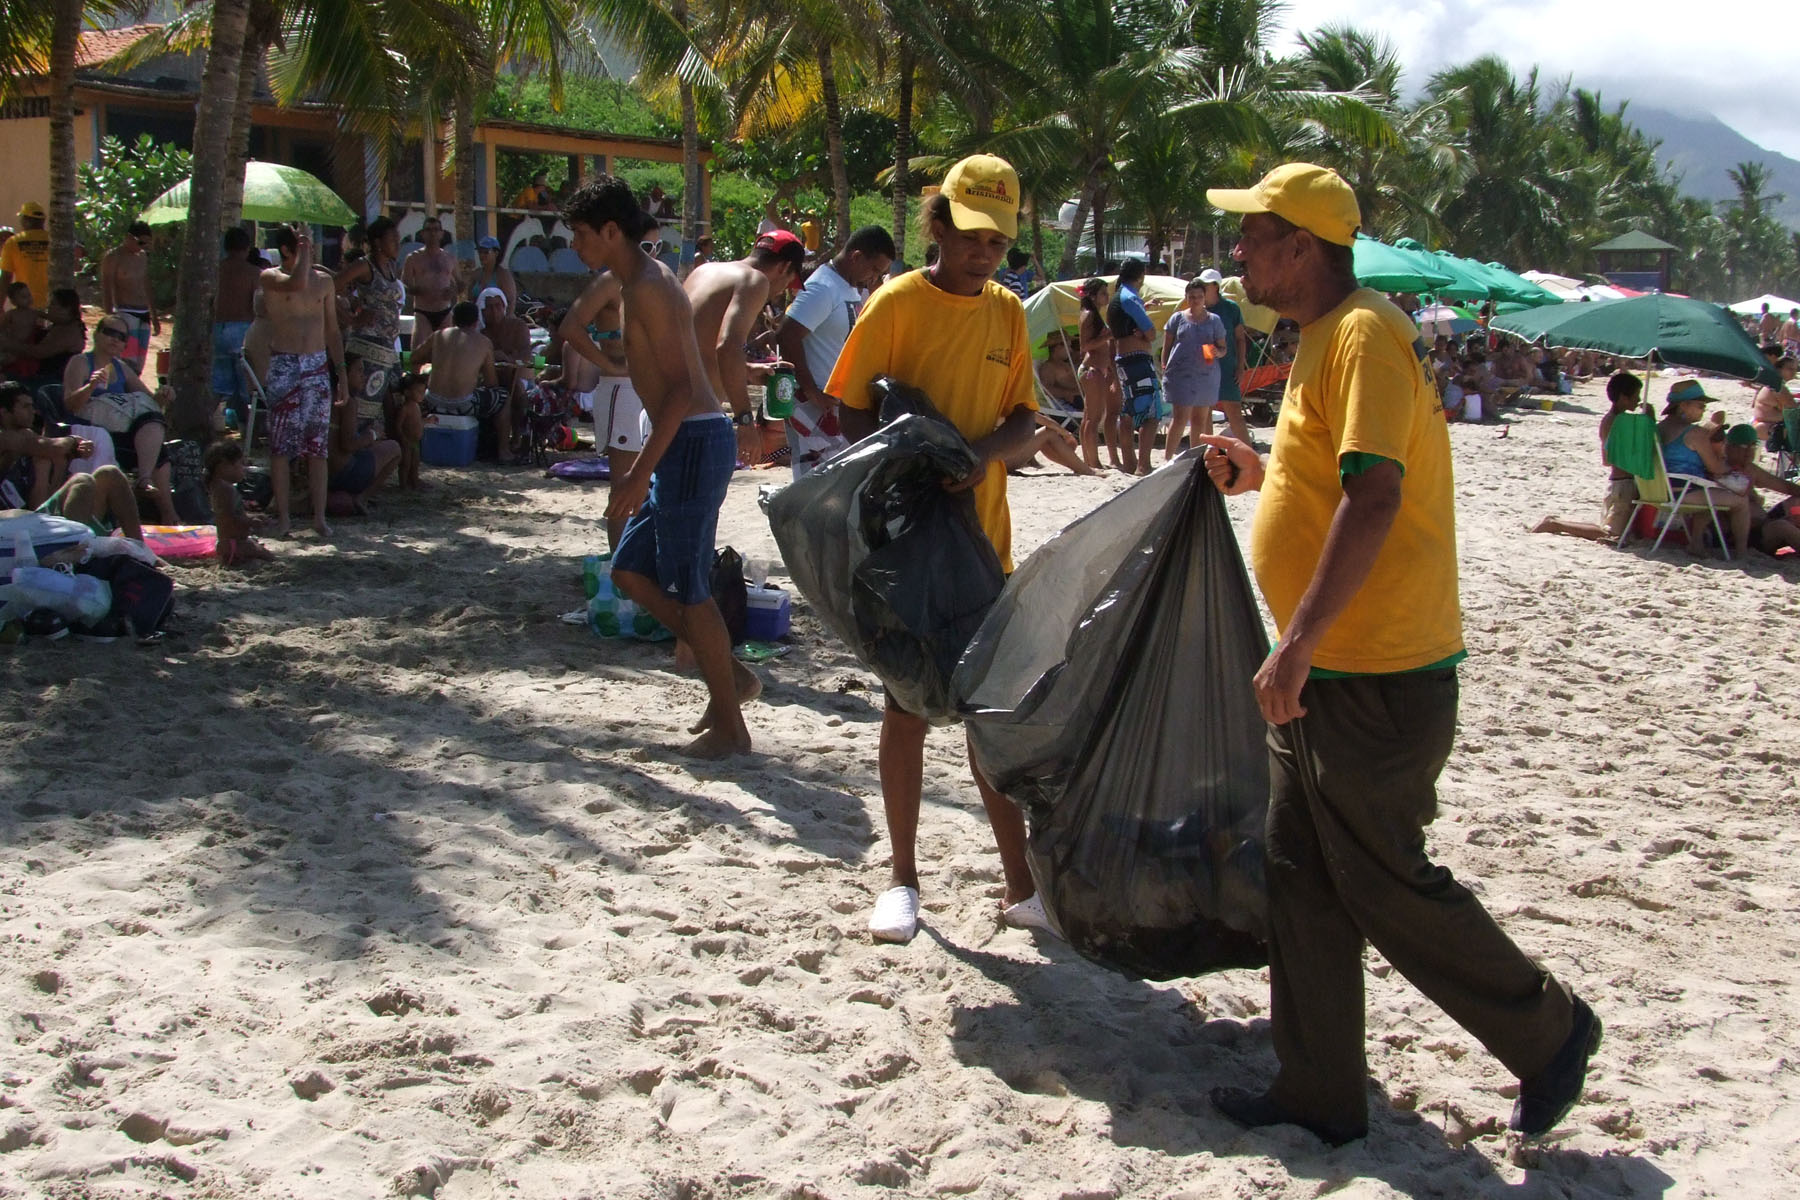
[482,75,674,139]
[75,134,192,307]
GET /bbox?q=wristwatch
[733,410,757,427]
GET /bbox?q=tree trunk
[1091,182,1109,271]
[222,38,263,229]
[1030,200,1047,282]
[454,87,477,243]
[674,0,701,261]
[1057,186,1092,280]
[169,0,250,440]
[47,0,83,294]
[817,45,851,252]
[891,47,913,265]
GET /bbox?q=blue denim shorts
[613,414,735,606]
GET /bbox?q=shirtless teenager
[558,268,639,545]
[684,230,804,465]
[261,225,347,538]
[100,221,157,372]
[403,215,459,348]
[412,302,503,450]
[565,175,760,758]
[213,227,262,422]
[0,282,38,372]
[0,381,85,508]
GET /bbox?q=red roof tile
[75,24,161,71]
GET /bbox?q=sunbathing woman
[1076,278,1123,470]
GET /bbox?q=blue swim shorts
[612,413,736,606]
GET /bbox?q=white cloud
[1271,0,1800,159]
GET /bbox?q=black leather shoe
[1210,1086,1366,1147]
[1510,996,1602,1137]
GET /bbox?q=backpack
[76,555,174,639]
[711,547,749,644]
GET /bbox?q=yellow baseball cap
[1206,163,1360,247]
[940,155,1019,240]
[17,201,45,220]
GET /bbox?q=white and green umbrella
[140,161,356,227]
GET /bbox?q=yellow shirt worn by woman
[826,269,1037,572]
[1251,287,1464,674]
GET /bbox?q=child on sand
[205,440,273,564]
[392,371,427,489]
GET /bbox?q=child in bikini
[392,371,427,489]
[205,439,273,564]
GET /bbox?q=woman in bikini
[334,216,406,433]
[1077,277,1124,470]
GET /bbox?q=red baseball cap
[755,229,805,289]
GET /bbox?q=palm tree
[166,0,250,437]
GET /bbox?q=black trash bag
[957,453,1271,980]
[712,546,749,644]
[767,377,1004,719]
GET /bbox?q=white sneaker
[869,886,920,943]
[1001,892,1055,934]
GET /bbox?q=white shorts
[593,379,645,453]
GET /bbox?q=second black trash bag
[767,378,1005,719]
[957,453,1271,980]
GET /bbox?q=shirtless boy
[1,382,141,538]
[564,175,760,758]
[413,302,504,454]
[0,282,38,371]
[261,225,347,537]
[403,215,460,348]
[213,227,262,420]
[100,221,157,372]
[684,230,804,464]
[558,268,639,544]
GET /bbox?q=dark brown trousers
[1263,669,1574,1132]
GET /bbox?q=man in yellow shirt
[828,154,1045,944]
[1196,164,1597,1145]
[0,202,51,309]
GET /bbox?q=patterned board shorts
[266,350,333,459]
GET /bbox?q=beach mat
[957,454,1270,980]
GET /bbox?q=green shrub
[76,134,192,308]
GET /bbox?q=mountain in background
[1630,106,1800,229]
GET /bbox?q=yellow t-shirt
[800,218,822,253]
[0,229,50,307]
[826,270,1037,572]
[1250,288,1463,673]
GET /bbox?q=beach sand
[1,374,1796,1198]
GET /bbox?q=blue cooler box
[421,414,479,467]
[744,584,790,640]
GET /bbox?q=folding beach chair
[235,352,269,448]
[1772,408,1800,480]
[1617,434,1734,560]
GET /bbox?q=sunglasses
[639,241,660,254]
[100,325,128,339]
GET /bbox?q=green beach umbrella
[1352,235,1454,293]
[1482,261,1563,307]
[1491,294,1779,384]
[140,161,357,227]
[1395,239,1492,301]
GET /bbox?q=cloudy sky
[1272,0,1798,159]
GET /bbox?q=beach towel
[1604,410,1659,480]
[956,453,1270,980]
[767,378,1004,720]
[142,526,218,560]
